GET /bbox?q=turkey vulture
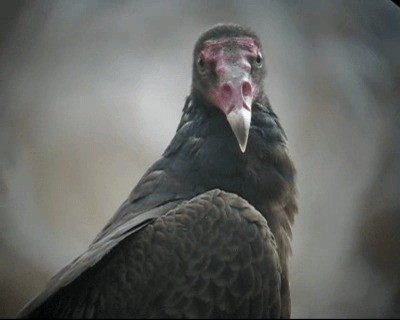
[17,23,297,319]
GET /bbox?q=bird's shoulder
[32,189,282,318]
[115,188,283,318]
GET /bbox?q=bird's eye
[255,52,263,68]
[197,57,206,73]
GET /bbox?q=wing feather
[19,189,283,318]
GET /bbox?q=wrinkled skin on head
[192,28,266,152]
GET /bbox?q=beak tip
[226,107,251,153]
[237,134,249,153]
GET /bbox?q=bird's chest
[178,123,285,211]
[189,138,262,203]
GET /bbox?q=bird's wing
[16,201,178,318]
[18,117,200,318]
[146,189,283,319]
[20,189,283,318]
[17,162,189,318]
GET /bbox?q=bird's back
[24,190,283,319]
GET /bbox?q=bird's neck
[170,96,297,265]
[175,95,295,189]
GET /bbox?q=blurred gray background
[1,0,399,318]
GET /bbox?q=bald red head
[197,37,261,116]
[191,26,265,152]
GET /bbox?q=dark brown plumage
[17,23,297,319]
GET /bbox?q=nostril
[221,83,232,97]
[242,81,252,97]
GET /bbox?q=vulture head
[191,24,266,152]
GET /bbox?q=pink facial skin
[198,37,261,116]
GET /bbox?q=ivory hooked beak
[226,107,251,153]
